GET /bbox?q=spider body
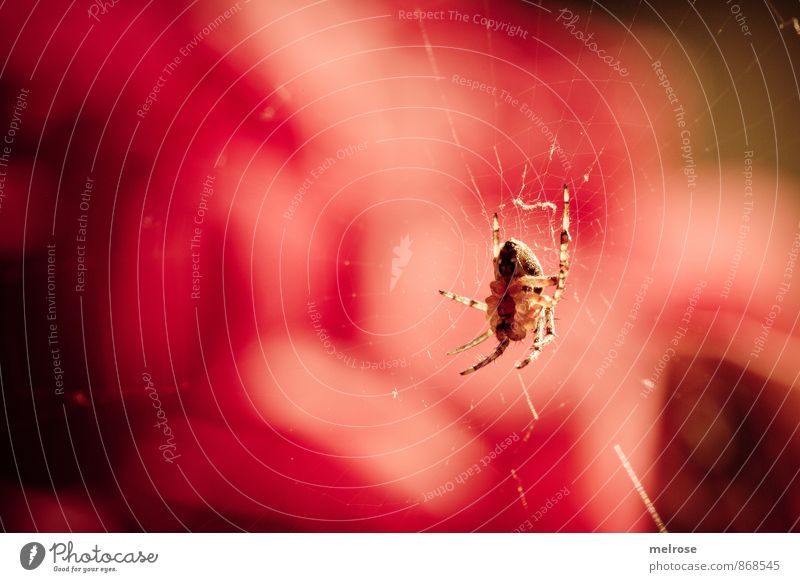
[491,239,545,342]
[439,185,572,375]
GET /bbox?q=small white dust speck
[642,379,655,390]
[260,106,276,121]
[391,388,398,399]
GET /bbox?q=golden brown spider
[439,185,571,375]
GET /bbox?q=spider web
[403,0,800,533]
[400,0,717,532]
[382,1,644,531]
[415,2,642,316]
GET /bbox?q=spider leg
[439,289,488,311]
[552,184,572,304]
[516,313,545,369]
[446,329,493,355]
[544,305,556,337]
[460,338,510,375]
[516,307,556,369]
[492,213,502,278]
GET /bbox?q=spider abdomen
[485,288,538,343]
[439,186,571,374]
[497,295,516,317]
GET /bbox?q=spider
[439,185,572,375]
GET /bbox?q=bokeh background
[1,0,799,532]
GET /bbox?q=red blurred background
[1,0,799,532]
